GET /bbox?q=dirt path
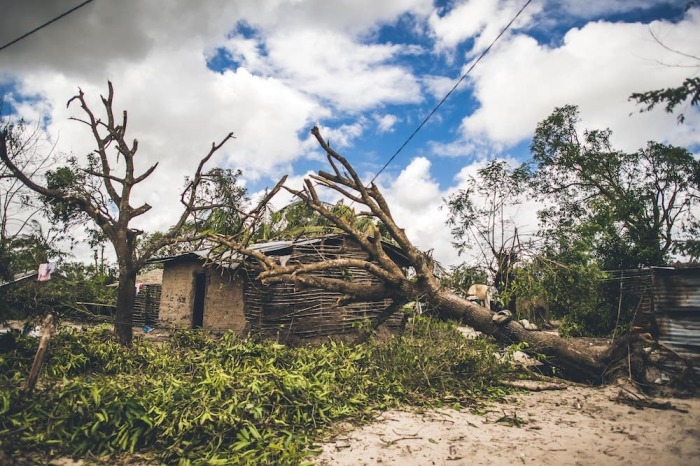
[314,384,700,466]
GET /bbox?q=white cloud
[381,157,457,265]
[459,11,700,153]
[422,75,461,100]
[428,0,539,55]
[374,113,399,133]
[263,29,422,111]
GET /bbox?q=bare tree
[0,119,59,279]
[207,126,697,390]
[0,82,242,344]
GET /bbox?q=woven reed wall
[244,236,404,341]
[133,284,162,327]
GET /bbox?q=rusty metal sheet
[652,267,700,377]
[656,312,700,377]
[652,267,700,313]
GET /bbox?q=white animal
[467,284,492,310]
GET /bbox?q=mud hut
[151,234,409,342]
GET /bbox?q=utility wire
[0,0,95,53]
[369,0,533,184]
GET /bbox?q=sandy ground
[314,384,700,466]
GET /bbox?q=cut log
[24,313,57,392]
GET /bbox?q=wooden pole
[24,313,57,392]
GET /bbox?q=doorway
[192,272,206,328]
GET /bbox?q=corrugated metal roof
[0,271,38,289]
[148,237,327,269]
[148,235,411,269]
[652,267,700,378]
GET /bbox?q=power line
[0,0,95,53]
[369,0,533,184]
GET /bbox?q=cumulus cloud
[458,10,700,153]
[428,0,539,55]
[380,157,456,265]
[374,114,399,133]
[263,29,422,111]
[0,0,696,270]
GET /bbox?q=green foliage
[0,221,62,282]
[0,262,116,322]
[43,161,88,227]
[509,256,610,337]
[191,167,247,236]
[530,105,699,268]
[630,76,700,124]
[440,264,489,298]
[0,317,511,465]
[255,200,385,242]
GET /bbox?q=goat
[467,284,493,310]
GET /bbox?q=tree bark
[24,313,57,392]
[114,267,137,345]
[429,287,606,383]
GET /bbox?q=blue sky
[0,0,698,266]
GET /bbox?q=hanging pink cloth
[37,262,57,282]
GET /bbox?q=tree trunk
[24,313,57,391]
[430,287,606,383]
[114,268,137,345]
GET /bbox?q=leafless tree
[0,82,241,344]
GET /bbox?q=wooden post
[24,313,57,392]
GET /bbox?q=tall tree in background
[0,82,244,344]
[530,105,699,268]
[446,160,530,307]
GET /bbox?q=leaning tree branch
[258,256,403,286]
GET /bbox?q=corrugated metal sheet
[653,267,700,312]
[0,271,38,289]
[148,235,410,269]
[652,267,700,377]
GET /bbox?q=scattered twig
[501,380,568,391]
[495,409,526,427]
[613,388,689,412]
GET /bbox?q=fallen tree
[209,127,695,390]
